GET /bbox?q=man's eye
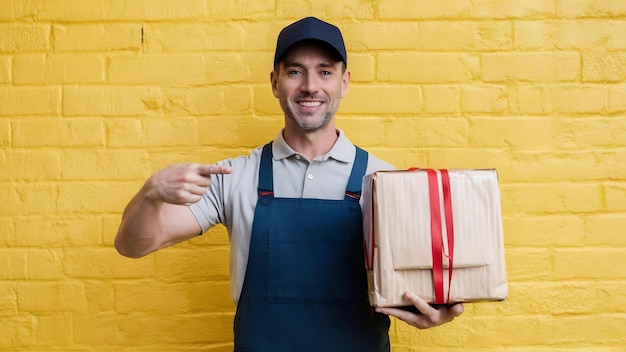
[288,70,302,76]
[321,70,332,76]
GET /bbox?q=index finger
[197,164,232,176]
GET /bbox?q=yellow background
[1,0,626,351]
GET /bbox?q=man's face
[271,42,349,132]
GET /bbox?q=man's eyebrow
[283,61,338,69]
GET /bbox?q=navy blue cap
[274,17,347,67]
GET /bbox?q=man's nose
[300,72,319,94]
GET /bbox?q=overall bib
[233,142,390,352]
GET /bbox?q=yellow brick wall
[1,0,625,350]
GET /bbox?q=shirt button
[295,155,301,160]
[307,174,314,180]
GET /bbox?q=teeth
[299,101,321,107]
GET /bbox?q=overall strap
[258,142,274,196]
[345,146,368,199]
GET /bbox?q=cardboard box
[362,169,507,307]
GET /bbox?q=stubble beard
[280,96,337,132]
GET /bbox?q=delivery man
[115,17,463,352]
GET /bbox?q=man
[115,17,463,351]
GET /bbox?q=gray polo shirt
[189,129,395,304]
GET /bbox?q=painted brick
[378,0,472,19]
[507,151,617,183]
[25,249,65,280]
[504,215,585,247]
[63,86,164,117]
[511,85,608,115]
[0,56,10,83]
[502,183,603,214]
[0,282,17,316]
[0,183,58,216]
[554,248,626,279]
[157,313,234,344]
[0,249,63,280]
[605,183,626,211]
[481,52,580,82]
[470,117,561,149]
[71,311,128,346]
[198,116,282,148]
[341,85,423,114]
[461,85,508,113]
[206,0,274,20]
[614,150,626,179]
[108,54,206,85]
[102,215,122,247]
[12,118,104,147]
[349,53,376,83]
[36,315,72,346]
[145,23,245,52]
[106,117,198,147]
[57,181,140,214]
[64,248,155,279]
[15,216,101,247]
[0,87,60,116]
[160,87,228,116]
[0,24,49,53]
[560,117,626,148]
[384,117,468,147]
[17,281,86,313]
[253,86,282,116]
[0,315,36,347]
[203,54,251,84]
[608,83,626,112]
[419,21,513,51]
[585,214,626,246]
[30,0,208,21]
[136,0,209,21]
[277,1,374,20]
[336,117,388,147]
[345,22,420,51]
[114,281,232,314]
[504,248,552,281]
[0,130,7,148]
[421,85,462,113]
[0,218,15,247]
[514,20,626,50]
[558,0,626,18]
[378,53,479,83]
[422,148,511,170]
[379,0,557,19]
[60,150,151,180]
[13,54,105,84]
[155,248,230,283]
[0,150,60,181]
[469,0,558,18]
[582,52,626,82]
[53,24,142,52]
[84,281,114,313]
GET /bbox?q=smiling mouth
[299,101,322,107]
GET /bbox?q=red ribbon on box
[424,169,455,304]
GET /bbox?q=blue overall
[233,142,390,352]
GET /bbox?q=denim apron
[233,142,390,352]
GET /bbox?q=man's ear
[340,69,350,99]
[270,69,279,98]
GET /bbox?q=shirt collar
[272,129,354,163]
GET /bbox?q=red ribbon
[425,169,455,304]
